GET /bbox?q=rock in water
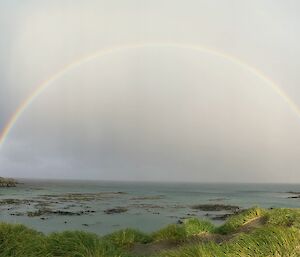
[104,207,128,214]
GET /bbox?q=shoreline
[0,207,299,256]
[1,180,300,236]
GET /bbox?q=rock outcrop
[0,177,17,187]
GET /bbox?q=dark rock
[211,213,234,220]
[130,195,164,200]
[40,192,127,202]
[0,199,31,205]
[191,204,240,212]
[10,212,24,216]
[288,196,300,199]
[104,207,128,214]
[27,208,93,217]
[286,191,300,199]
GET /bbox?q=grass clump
[183,218,215,236]
[104,228,152,248]
[0,223,48,257]
[265,208,300,228]
[216,207,265,234]
[152,219,215,242]
[47,230,126,257]
[152,224,187,242]
[227,226,300,257]
[160,226,300,257]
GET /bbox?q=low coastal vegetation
[1,207,300,257]
[0,177,17,187]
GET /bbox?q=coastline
[1,179,300,236]
[0,207,299,257]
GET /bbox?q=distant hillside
[0,177,17,187]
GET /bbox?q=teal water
[0,179,300,235]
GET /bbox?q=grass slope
[0,207,300,257]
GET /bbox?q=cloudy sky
[1,0,300,182]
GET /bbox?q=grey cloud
[1,0,300,182]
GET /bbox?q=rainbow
[1,43,300,149]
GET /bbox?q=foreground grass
[152,218,214,242]
[161,226,300,257]
[0,207,300,257]
[215,206,266,234]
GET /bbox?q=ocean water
[0,179,300,235]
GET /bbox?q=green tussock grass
[160,226,300,257]
[104,228,152,248]
[266,208,300,228]
[0,223,48,257]
[47,231,127,257]
[152,219,214,242]
[216,206,266,234]
[227,226,300,257]
[183,218,215,236]
[152,224,187,242]
[0,207,300,257]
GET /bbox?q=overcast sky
[1,0,300,182]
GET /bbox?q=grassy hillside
[1,207,300,257]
